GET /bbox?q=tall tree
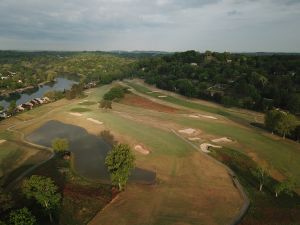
[22,175,61,223]
[275,112,297,138]
[105,144,135,191]
[274,178,296,198]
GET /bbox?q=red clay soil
[121,93,179,113]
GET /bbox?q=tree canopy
[22,175,61,222]
[9,208,36,225]
[105,144,135,191]
[51,138,69,154]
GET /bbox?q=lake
[26,120,156,184]
[0,77,77,109]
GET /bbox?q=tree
[22,175,61,223]
[9,208,36,225]
[99,99,112,109]
[51,138,69,154]
[264,109,281,134]
[275,112,297,138]
[252,166,269,192]
[0,105,3,111]
[0,188,14,214]
[105,144,135,191]
[274,179,295,198]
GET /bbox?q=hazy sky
[0,0,299,52]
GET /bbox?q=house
[16,105,25,112]
[22,102,33,109]
[34,98,44,104]
[190,63,198,66]
[42,97,50,103]
[1,76,8,80]
[30,99,39,105]
[18,80,23,83]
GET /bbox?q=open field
[1,80,300,225]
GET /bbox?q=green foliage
[274,178,296,197]
[51,138,69,154]
[103,86,127,101]
[9,208,36,225]
[0,105,3,111]
[265,109,297,138]
[22,175,61,222]
[99,100,112,109]
[251,166,270,191]
[105,144,135,190]
[44,90,64,101]
[0,188,14,214]
[7,101,16,114]
[65,83,84,100]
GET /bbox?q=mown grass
[209,148,300,225]
[78,101,97,106]
[125,81,300,187]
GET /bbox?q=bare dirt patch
[188,137,201,141]
[212,137,233,143]
[87,118,103,125]
[158,95,167,98]
[121,93,178,113]
[134,145,150,155]
[0,139,6,144]
[200,143,222,153]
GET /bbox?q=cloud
[0,0,299,51]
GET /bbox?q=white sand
[200,143,222,153]
[198,114,218,120]
[158,95,167,98]
[188,137,201,141]
[69,112,82,117]
[87,118,103,125]
[212,137,233,143]
[188,114,218,120]
[134,145,150,155]
[0,139,6,144]
[178,128,196,135]
[188,115,200,118]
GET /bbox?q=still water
[0,77,77,109]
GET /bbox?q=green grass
[87,110,192,157]
[0,142,23,177]
[70,107,92,112]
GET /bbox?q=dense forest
[131,51,300,114]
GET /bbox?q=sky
[0,0,299,52]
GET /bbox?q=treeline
[131,50,300,114]
[0,51,134,94]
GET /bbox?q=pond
[0,77,77,109]
[26,120,156,184]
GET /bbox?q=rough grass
[209,148,300,225]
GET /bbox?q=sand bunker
[87,118,103,125]
[212,137,233,143]
[188,114,218,120]
[200,143,222,153]
[158,95,167,98]
[69,112,82,117]
[0,139,6,144]
[198,114,218,120]
[179,128,196,135]
[134,145,150,155]
[188,137,201,141]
